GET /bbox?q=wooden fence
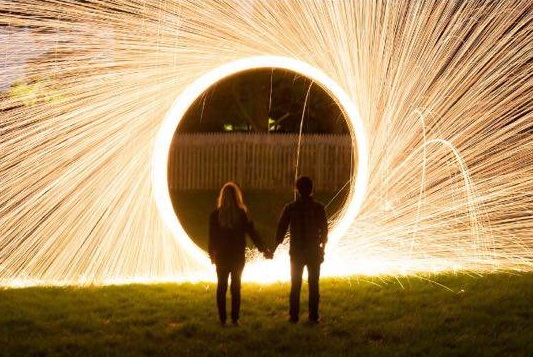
[168,133,354,191]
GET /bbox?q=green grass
[1,273,533,356]
[171,189,348,251]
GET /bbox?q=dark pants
[216,261,244,323]
[290,259,321,321]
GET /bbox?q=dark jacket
[208,208,265,266]
[275,196,328,263]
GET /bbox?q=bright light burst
[152,55,368,274]
[0,1,532,286]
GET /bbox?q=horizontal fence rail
[168,133,354,191]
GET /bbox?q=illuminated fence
[169,133,353,190]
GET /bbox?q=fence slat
[168,133,353,191]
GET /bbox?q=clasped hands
[263,247,275,260]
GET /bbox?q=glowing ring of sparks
[152,56,369,265]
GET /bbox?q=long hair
[217,182,247,228]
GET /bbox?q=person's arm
[318,204,328,247]
[244,211,266,253]
[275,204,291,250]
[208,211,218,264]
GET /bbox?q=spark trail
[0,1,532,286]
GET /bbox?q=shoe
[231,319,240,326]
[219,319,227,326]
[308,317,320,324]
[288,317,299,324]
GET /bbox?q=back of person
[208,182,269,326]
[274,176,328,323]
[285,196,327,262]
[209,207,250,266]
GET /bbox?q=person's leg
[216,264,230,324]
[230,261,244,323]
[289,259,305,322]
[307,260,321,322]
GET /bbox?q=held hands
[263,248,274,260]
[263,243,279,260]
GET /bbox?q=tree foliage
[179,69,348,134]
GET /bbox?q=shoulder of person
[285,201,297,211]
[313,199,326,210]
[210,209,219,219]
[239,207,251,220]
[313,199,325,207]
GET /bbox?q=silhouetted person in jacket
[274,176,328,323]
[209,182,271,326]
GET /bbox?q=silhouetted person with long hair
[209,182,270,326]
[274,176,328,323]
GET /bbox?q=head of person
[296,176,313,198]
[217,182,247,228]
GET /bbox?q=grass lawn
[1,273,532,356]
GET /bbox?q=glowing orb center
[151,56,368,267]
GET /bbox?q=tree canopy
[178,68,349,134]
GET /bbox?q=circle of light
[152,56,369,266]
